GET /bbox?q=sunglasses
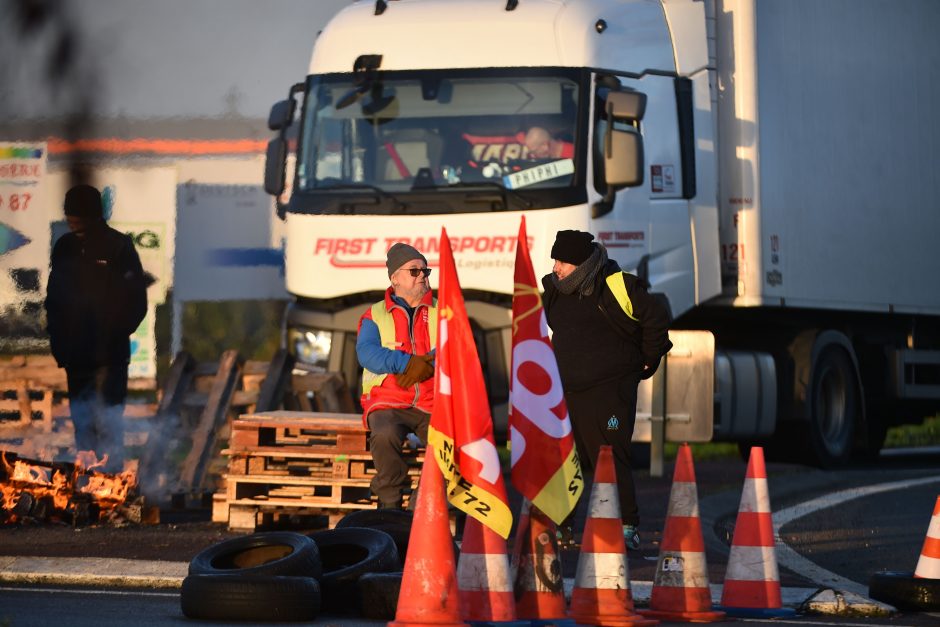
[401,267,432,278]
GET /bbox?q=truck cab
[264,0,718,442]
[265,0,940,465]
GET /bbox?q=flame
[1,450,138,524]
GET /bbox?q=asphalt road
[1,448,939,625]
[0,584,938,627]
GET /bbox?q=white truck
[264,0,940,466]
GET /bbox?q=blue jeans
[66,365,128,472]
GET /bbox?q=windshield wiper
[429,181,532,210]
[316,183,408,211]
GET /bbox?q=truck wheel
[180,574,321,621]
[188,531,322,579]
[357,571,403,620]
[307,527,401,614]
[808,345,858,467]
[335,509,415,560]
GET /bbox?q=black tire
[180,573,321,622]
[869,571,940,612]
[336,509,415,559]
[357,571,403,620]
[334,508,461,562]
[307,527,400,613]
[807,346,858,467]
[188,531,322,579]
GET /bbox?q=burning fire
[1,450,138,524]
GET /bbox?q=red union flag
[428,227,513,539]
[509,216,583,524]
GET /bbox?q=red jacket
[357,287,436,426]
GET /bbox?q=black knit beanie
[64,184,103,219]
[551,230,595,265]
[386,242,428,276]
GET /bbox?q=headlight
[288,328,333,371]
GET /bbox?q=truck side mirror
[268,99,296,131]
[264,137,287,197]
[604,128,644,188]
[606,90,646,121]
[592,89,647,218]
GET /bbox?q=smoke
[2,0,98,185]
[135,409,184,503]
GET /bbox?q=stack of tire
[180,512,410,622]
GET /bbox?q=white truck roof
[310,0,678,75]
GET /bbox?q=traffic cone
[568,445,658,627]
[457,516,527,627]
[717,446,795,618]
[914,495,940,578]
[640,444,725,623]
[389,446,467,627]
[511,499,575,626]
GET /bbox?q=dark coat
[45,221,148,368]
[542,259,672,391]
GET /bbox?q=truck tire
[180,573,321,621]
[188,531,322,579]
[807,345,859,467]
[335,508,461,562]
[335,509,415,560]
[869,571,940,612]
[357,571,403,620]
[307,527,401,614]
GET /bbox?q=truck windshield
[296,68,584,204]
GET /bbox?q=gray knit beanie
[386,243,427,277]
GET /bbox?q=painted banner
[128,304,156,379]
[428,227,512,539]
[509,216,583,524]
[0,142,48,311]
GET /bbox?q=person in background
[523,126,574,159]
[356,243,436,509]
[45,184,148,472]
[541,229,672,549]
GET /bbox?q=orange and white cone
[510,499,574,626]
[914,495,940,579]
[568,445,658,627]
[640,444,724,623]
[457,515,527,626]
[717,446,795,618]
[389,447,467,627]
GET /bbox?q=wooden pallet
[228,410,371,451]
[212,493,387,530]
[215,411,423,531]
[225,449,423,481]
[0,380,54,430]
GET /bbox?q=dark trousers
[565,373,641,526]
[367,407,430,507]
[66,365,128,472]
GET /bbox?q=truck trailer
[264,0,940,466]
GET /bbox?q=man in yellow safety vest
[356,243,437,509]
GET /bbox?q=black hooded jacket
[542,259,672,392]
[45,221,148,368]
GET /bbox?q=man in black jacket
[542,229,672,549]
[45,184,148,471]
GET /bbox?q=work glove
[396,354,435,388]
[639,356,661,380]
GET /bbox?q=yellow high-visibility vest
[605,273,638,322]
[361,300,438,394]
